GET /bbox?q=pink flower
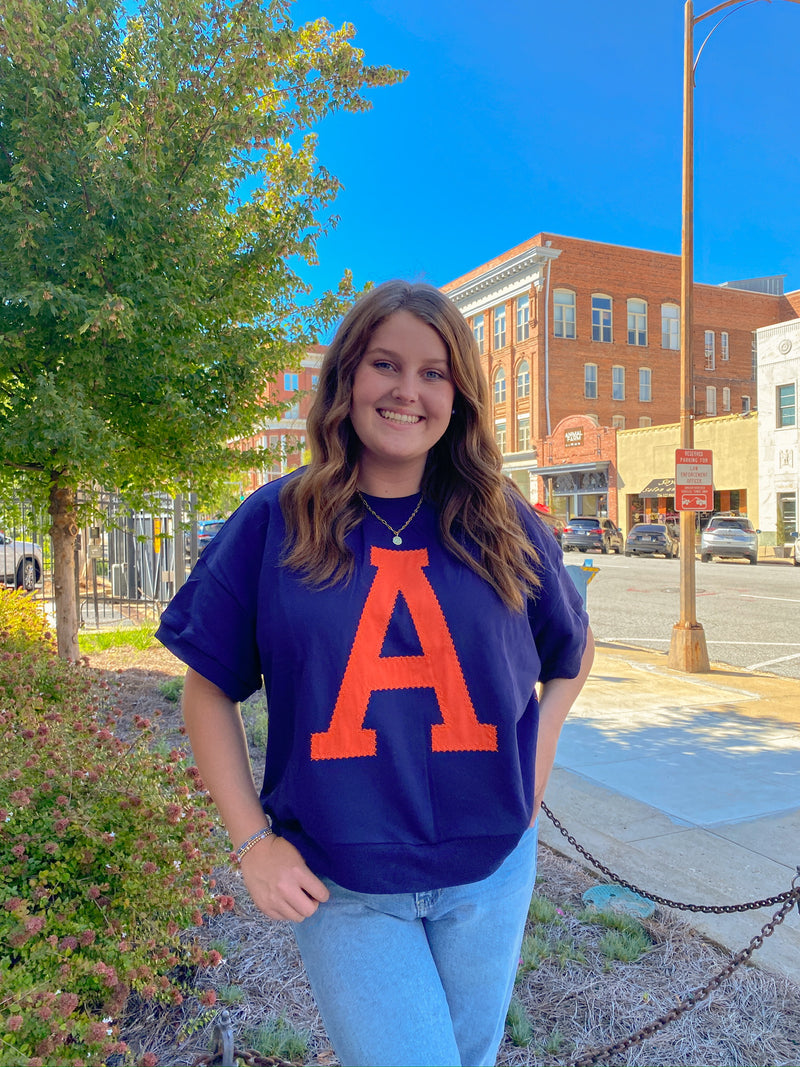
[199,989,217,1006]
[6,1016,23,1032]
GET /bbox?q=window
[639,368,651,402]
[612,415,626,429]
[612,365,625,400]
[517,415,531,451]
[495,420,506,452]
[706,386,717,416]
[284,372,299,391]
[704,331,715,370]
[493,367,506,405]
[723,387,731,412]
[554,290,576,339]
[584,363,598,400]
[493,305,506,349]
[516,294,530,341]
[777,384,797,427]
[639,416,652,428]
[311,375,319,389]
[721,332,729,361]
[742,395,751,414]
[752,334,758,379]
[627,299,647,346]
[516,360,530,398]
[661,304,679,350]
[592,295,612,342]
[472,313,485,354]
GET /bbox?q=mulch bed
[87,648,800,1067]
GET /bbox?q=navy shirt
[157,476,588,893]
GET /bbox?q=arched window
[516,360,530,398]
[493,367,506,405]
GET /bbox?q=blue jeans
[292,825,538,1067]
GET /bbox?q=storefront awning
[640,477,675,498]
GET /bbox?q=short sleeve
[155,489,276,702]
[518,503,589,683]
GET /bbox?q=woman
[157,280,593,1067]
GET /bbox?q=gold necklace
[357,492,424,546]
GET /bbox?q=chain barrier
[540,803,800,1065]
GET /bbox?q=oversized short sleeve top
[157,475,588,893]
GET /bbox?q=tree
[0,0,403,659]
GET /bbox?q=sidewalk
[540,640,800,985]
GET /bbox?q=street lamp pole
[667,0,799,672]
[668,0,710,672]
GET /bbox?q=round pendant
[392,535,403,546]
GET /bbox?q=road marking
[739,594,800,604]
[603,638,800,647]
[746,651,800,670]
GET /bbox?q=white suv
[0,532,44,590]
[700,514,758,566]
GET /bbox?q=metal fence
[0,489,204,630]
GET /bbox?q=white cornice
[446,246,562,317]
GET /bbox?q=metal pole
[669,0,710,672]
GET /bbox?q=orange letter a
[311,547,498,760]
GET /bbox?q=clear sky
[290,0,800,314]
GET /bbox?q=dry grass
[88,648,800,1067]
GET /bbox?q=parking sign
[675,449,713,511]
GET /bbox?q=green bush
[0,590,229,1065]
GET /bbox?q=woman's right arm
[182,667,329,922]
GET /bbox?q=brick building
[443,233,799,521]
[234,346,324,495]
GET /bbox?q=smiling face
[350,309,456,495]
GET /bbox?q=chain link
[542,803,797,913]
[194,1047,299,1066]
[539,804,800,1065]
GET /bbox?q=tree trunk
[49,480,80,661]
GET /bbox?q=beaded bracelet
[234,826,273,863]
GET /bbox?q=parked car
[532,505,566,545]
[700,513,758,565]
[185,518,227,560]
[562,517,623,554]
[625,522,680,559]
[0,531,44,590]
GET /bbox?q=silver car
[0,531,44,590]
[700,514,758,566]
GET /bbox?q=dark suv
[562,517,623,554]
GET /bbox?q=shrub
[0,592,229,1065]
[0,588,52,652]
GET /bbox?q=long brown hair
[280,280,541,611]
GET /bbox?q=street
[574,551,800,680]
